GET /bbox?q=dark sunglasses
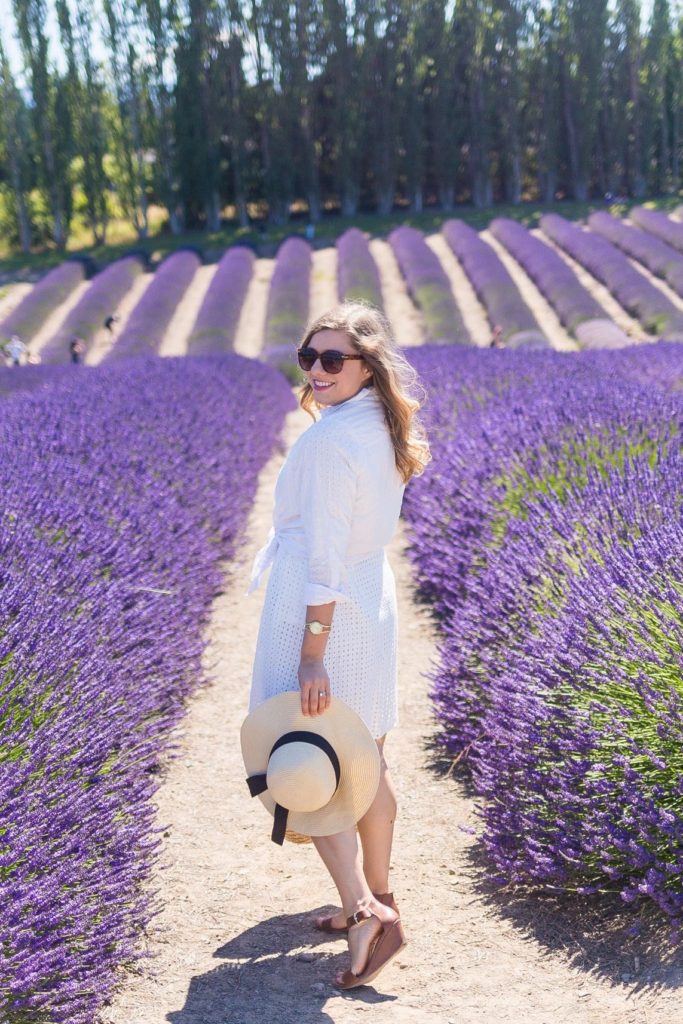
[297,346,364,375]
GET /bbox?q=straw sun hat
[241,692,381,845]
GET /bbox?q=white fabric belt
[247,528,306,595]
[247,527,385,597]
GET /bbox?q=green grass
[2,194,683,281]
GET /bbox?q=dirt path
[309,248,338,323]
[532,229,649,343]
[369,239,425,348]
[0,282,33,324]
[233,258,275,358]
[99,399,682,1024]
[481,229,577,352]
[158,265,217,357]
[425,233,491,347]
[86,272,154,366]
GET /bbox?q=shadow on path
[422,716,683,1000]
[463,834,683,997]
[166,910,398,1024]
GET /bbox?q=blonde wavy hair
[298,302,431,483]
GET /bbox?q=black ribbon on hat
[246,730,341,845]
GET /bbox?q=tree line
[1,0,682,251]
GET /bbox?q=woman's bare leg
[312,736,397,930]
[358,736,397,895]
[312,826,398,980]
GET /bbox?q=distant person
[490,324,504,349]
[6,334,27,366]
[103,314,119,334]
[69,336,85,365]
[305,222,315,242]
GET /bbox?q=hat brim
[241,693,381,838]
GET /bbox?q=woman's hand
[298,656,331,717]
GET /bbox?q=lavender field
[3,208,683,1019]
[0,356,294,1022]
[404,342,683,935]
[10,207,683,364]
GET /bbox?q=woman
[248,302,430,988]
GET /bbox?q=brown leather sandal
[312,891,399,935]
[333,906,407,990]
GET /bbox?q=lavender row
[541,214,683,338]
[336,228,383,309]
[490,217,628,348]
[0,355,295,1022]
[443,220,547,348]
[588,211,683,299]
[388,226,470,345]
[630,207,683,253]
[263,237,311,352]
[404,342,683,934]
[0,262,85,346]
[40,255,145,363]
[107,250,200,360]
[187,246,255,354]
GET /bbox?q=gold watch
[304,620,332,635]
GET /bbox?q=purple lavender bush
[262,237,312,379]
[490,217,628,348]
[630,207,683,254]
[443,220,547,348]
[187,246,255,354]
[404,342,683,933]
[336,228,383,308]
[0,262,85,346]
[0,355,295,1023]
[541,214,683,339]
[107,249,200,359]
[0,363,75,399]
[40,255,145,363]
[588,211,683,299]
[263,237,311,351]
[389,225,470,345]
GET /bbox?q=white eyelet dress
[247,386,406,739]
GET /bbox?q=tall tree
[103,0,150,238]
[398,34,425,210]
[365,0,405,214]
[320,0,364,216]
[141,0,183,233]
[556,0,609,200]
[57,0,109,244]
[644,0,673,192]
[0,37,33,252]
[13,0,70,247]
[492,0,525,204]
[175,0,227,230]
[456,0,494,206]
[224,0,250,228]
[613,0,646,196]
[426,0,459,209]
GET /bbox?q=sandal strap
[345,907,373,929]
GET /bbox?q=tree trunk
[341,184,359,217]
[207,189,221,232]
[439,184,454,211]
[377,186,394,216]
[561,58,582,199]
